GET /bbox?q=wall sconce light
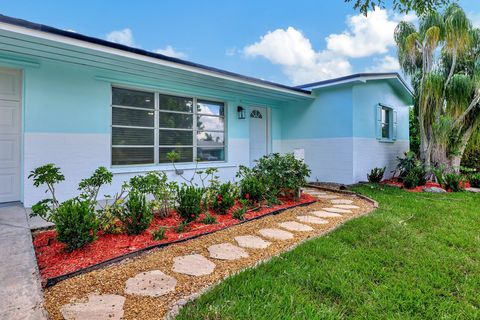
[237,106,246,119]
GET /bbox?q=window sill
[110,162,237,175]
[378,138,396,143]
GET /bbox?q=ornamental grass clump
[176,185,204,222]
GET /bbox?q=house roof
[0,14,312,96]
[296,72,414,97]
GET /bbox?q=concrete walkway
[0,203,47,319]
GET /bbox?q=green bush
[117,191,153,235]
[176,185,204,222]
[151,226,166,241]
[238,171,264,203]
[396,151,420,180]
[201,213,217,224]
[253,153,310,199]
[53,199,98,251]
[367,167,386,183]
[403,171,420,189]
[470,173,480,188]
[211,182,237,214]
[444,173,464,192]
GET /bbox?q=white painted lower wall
[281,138,354,184]
[23,133,249,207]
[281,137,409,185]
[353,138,409,182]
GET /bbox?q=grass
[176,185,480,319]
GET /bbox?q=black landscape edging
[43,199,316,288]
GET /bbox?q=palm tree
[395,3,480,172]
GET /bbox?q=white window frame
[377,103,397,142]
[111,85,227,166]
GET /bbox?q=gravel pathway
[43,189,374,320]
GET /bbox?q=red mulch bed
[380,178,471,192]
[33,194,316,284]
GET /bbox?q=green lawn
[176,185,480,320]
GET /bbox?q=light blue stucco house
[0,15,412,207]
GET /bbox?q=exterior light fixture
[237,106,246,119]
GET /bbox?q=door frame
[0,66,23,204]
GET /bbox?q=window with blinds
[111,87,225,165]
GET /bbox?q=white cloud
[242,8,414,85]
[106,28,135,47]
[244,27,352,84]
[365,55,400,72]
[326,7,402,58]
[155,45,187,59]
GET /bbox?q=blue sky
[0,0,479,86]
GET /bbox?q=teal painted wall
[22,60,259,140]
[281,85,353,139]
[352,81,410,140]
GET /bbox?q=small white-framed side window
[376,104,397,141]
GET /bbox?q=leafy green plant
[174,221,189,233]
[232,199,250,221]
[201,213,217,224]
[78,167,113,206]
[395,151,420,180]
[432,165,446,187]
[367,167,386,183]
[403,171,420,189]
[237,171,264,203]
[253,153,310,199]
[444,173,464,192]
[151,226,166,241]
[97,200,123,234]
[211,182,237,214]
[129,172,177,218]
[117,191,153,235]
[176,185,204,222]
[469,173,480,188]
[28,164,65,222]
[53,198,98,251]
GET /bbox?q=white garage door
[0,68,21,203]
[249,107,267,167]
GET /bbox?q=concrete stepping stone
[278,221,313,232]
[208,243,249,260]
[258,228,294,240]
[296,215,329,224]
[234,235,271,249]
[172,254,215,276]
[310,210,342,218]
[125,270,176,297]
[333,204,360,209]
[60,294,125,320]
[331,199,353,204]
[316,195,339,199]
[307,191,327,195]
[323,207,352,214]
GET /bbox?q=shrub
[176,185,204,222]
[432,165,446,186]
[53,198,98,251]
[470,173,480,188]
[78,167,113,206]
[97,200,123,234]
[117,191,153,235]
[367,167,386,183]
[151,226,166,241]
[403,171,420,189]
[232,199,250,221]
[174,221,189,233]
[201,213,217,224]
[444,173,464,192]
[211,182,237,214]
[396,151,420,180]
[238,173,264,203]
[253,153,310,199]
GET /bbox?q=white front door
[249,106,267,166]
[0,68,21,203]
